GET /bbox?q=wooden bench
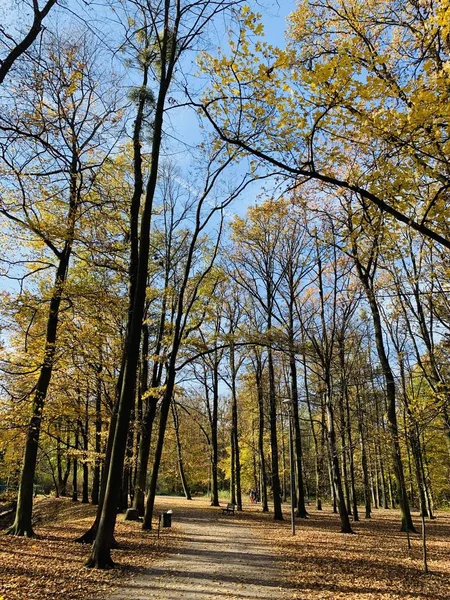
[221,503,235,515]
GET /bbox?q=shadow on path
[109,498,296,600]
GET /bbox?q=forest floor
[110,498,450,600]
[0,496,175,600]
[0,496,449,599]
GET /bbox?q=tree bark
[230,342,242,510]
[366,289,416,532]
[172,403,192,500]
[268,346,283,521]
[7,205,77,534]
[92,365,102,505]
[72,425,79,503]
[86,27,172,566]
[325,388,353,533]
[0,0,58,85]
[356,388,371,518]
[255,352,269,512]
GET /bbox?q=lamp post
[282,399,295,536]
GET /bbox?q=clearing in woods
[111,497,450,600]
[110,497,297,599]
[1,496,450,599]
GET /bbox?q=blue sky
[162,0,296,219]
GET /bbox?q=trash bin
[162,510,172,527]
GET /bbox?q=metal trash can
[162,510,172,527]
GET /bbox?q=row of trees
[0,0,449,569]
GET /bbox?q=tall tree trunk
[172,403,192,500]
[230,427,236,505]
[119,403,136,512]
[133,297,166,516]
[302,352,322,510]
[268,346,283,521]
[420,437,435,519]
[255,352,268,512]
[349,211,414,530]
[56,425,71,497]
[338,386,352,516]
[86,34,172,565]
[325,387,353,533]
[82,394,89,504]
[280,411,288,503]
[345,387,358,521]
[7,177,78,535]
[287,267,307,518]
[410,426,428,517]
[366,290,415,531]
[72,425,79,502]
[374,392,388,509]
[356,389,371,518]
[82,439,89,504]
[210,359,220,507]
[290,354,307,518]
[92,365,102,505]
[230,342,242,510]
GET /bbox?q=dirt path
[110,497,297,600]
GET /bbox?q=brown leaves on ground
[241,505,450,600]
[0,497,449,600]
[0,497,174,600]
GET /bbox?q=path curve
[110,498,297,600]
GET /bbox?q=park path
[110,498,298,600]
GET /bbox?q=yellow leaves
[142,385,166,400]
[254,22,264,36]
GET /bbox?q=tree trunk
[268,347,283,521]
[133,308,165,515]
[7,215,76,536]
[230,342,242,510]
[72,425,79,502]
[356,388,371,519]
[56,426,71,497]
[374,393,388,509]
[325,388,353,533]
[82,395,89,504]
[344,382,358,521]
[172,403,192,500]
[303,352,322,510]
[367,290,415,531]
[230,427,236,505]
[255,352,268,512]
[280,411,288,504]
[410,425,428,517]
[86,39,169,566]
[210,360,220,507]
[290,353,307,518]
[92,366,102,505]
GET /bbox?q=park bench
[221,503,235,515]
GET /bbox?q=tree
[197,2,450,250]
[229,201,289,521]
[345,197,416,532]
[0,31,122,535]
[0,0,58,85]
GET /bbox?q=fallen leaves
[247,506,450,600]
[0,497,449,600]
[0,497,174,600]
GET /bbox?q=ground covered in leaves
[246,504,450,600]
[0,496,449,599]
[0,497,174,600]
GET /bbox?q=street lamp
[282,398,295,536]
